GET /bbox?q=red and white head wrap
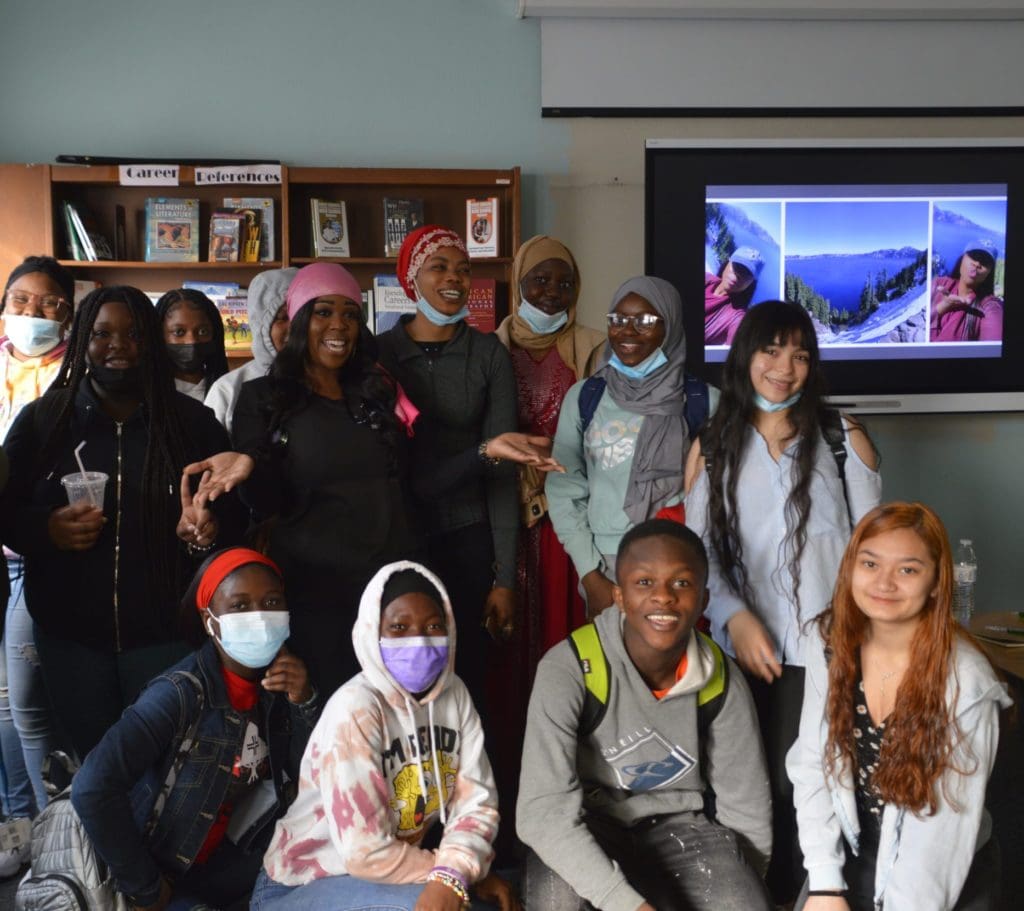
[396,225,468,301]
[195,548,282,611]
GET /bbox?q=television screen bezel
[644,138,1024,414]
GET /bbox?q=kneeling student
[517,519,773,911]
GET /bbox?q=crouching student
[250,561,520,911]
[72,547,319,911]
[517,518,773,911]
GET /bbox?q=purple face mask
[380,636,449,693]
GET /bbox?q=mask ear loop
[203,608,219,641]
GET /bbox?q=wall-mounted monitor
[645,139,1023,413]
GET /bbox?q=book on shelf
[466,278,498,333]
[145,198,200,263]
[114,205,127,260]
[382,198,424,257]
[223,196,274,261]
[62,203,85,261]
[372,275,415,334]
[361,289,373,326]
[208,212,244,263]
[219,292,252,355]
[310,199,350,257]
[65,202,114,262]
[466,197,499,258]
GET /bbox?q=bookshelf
[0,163,521,316]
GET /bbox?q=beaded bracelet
[426,868,470,908]
[478,439,501,467]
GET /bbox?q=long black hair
[702,300,838,618]
[40,285,196,603]
[154,288,229,390]
[266,300,401,449]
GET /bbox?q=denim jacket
[72,640,318,905]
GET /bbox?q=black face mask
[166,341,215,374]
[89,363,142,396]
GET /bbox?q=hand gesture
[474,873,522,911]
[805,896,851,911]
[47,502,104,551]
[262,646,313,704]
[176,472,219,548]
[484,433,564,473]
[181,451,255,502]
[483,586,518,642]
[726,609,782,683]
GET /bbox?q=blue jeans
[249,869,501,911]
[33,624,190,762]
[523,811,773,910]
[4,557,54,813]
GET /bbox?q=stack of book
[62,202,114,262]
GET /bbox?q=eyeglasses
[607,313,663,333]
[4,289,69,319]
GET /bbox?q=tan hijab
[495,235,604,381]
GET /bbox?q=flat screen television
[645,139,1023,413]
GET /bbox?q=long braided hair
[39,285,195,602]
[154,288,229,390]
[702,300,830,619]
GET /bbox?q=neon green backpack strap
[696,630,729,735]
[568,622,609,737]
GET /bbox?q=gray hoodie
[517,606,772,911]
[204,267,297,432]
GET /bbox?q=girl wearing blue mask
[684,300,880,905]
[72,547,317,911]
[548,276,699,617]
[251,561,519,911]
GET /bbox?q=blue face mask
[207,610,290,669]
[518,300,568,335]
[754,390,803,413]
[4,314,63,357]
[380,636,449,694]
[608,347,668,379]
[416,295,468,327]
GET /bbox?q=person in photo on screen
[787,502,1009,911]
[705,246,764,345]
[684,300,881,904]
[929,240,1003,343]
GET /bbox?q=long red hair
[820,501,978,815]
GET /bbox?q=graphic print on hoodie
[261,560,499,887]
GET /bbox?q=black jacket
[0,382,242,651]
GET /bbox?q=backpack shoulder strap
[695,631,729,738]
[820,409,851,525]
[682,374,710,437]
[577,376,607,435]
[568,623,609,738]
[144,670,204,835]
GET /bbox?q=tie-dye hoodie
[261,560,498,886]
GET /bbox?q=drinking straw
[73,441,99,508]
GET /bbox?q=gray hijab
[597,276,688,524]
[247,267,297,371]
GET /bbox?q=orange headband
[196,548,282,610]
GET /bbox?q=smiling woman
[183,263,424,699]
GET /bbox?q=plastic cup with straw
[60,441,108,510]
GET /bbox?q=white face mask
[4,314,63,357]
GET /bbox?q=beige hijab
[495,235,605,380]
[496,236,606,526]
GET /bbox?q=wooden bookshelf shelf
[57,260,285,270]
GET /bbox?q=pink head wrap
[285,262,362,320]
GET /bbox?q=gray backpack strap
[144,671,204,835]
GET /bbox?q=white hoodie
[262,561,498,886]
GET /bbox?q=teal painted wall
[2,0,1020,609]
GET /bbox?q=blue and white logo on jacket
[604,728,696,791]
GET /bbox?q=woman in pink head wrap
[183,262,427,697]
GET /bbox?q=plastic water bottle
[953,539,977,626]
